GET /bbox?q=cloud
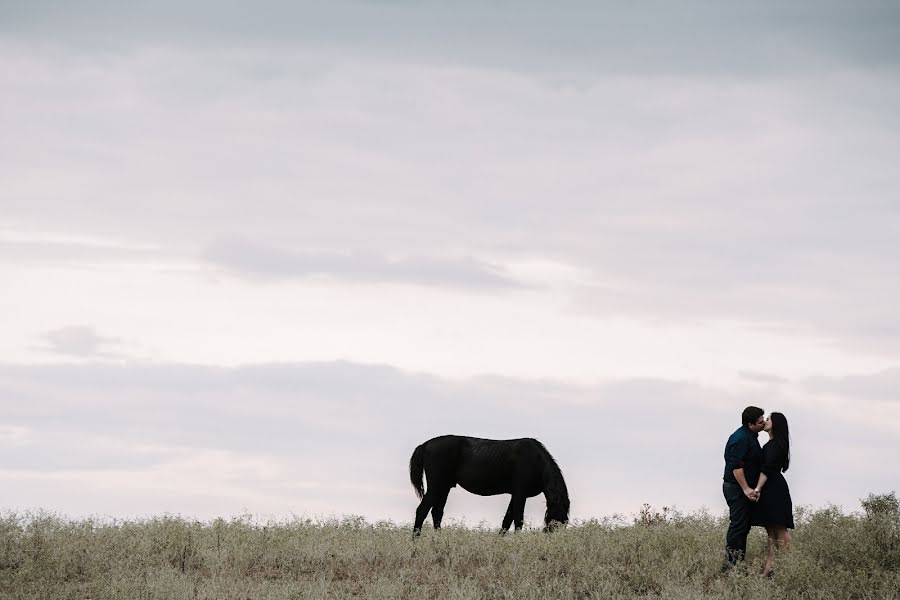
[0,230,168,266]
[3,1,900,76]
[0,442,325,518]
[2,1,897,526]
[203,236,525,290]
[37,325,126,359]
[738,371,790,385]
[804,366,900,403]
[2,38,898,356]
[1,360,897,522]
[0,425,32,447]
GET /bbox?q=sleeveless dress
[751,441,794,529]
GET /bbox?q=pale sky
[1,1,899,526]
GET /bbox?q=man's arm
[733,468,759,501]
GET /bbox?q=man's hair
[741,406,764,427]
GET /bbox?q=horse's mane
[533,439,570,521]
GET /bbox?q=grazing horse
[409,435,570,534]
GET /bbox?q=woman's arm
[754,473,768,496]
[756,442,782,495]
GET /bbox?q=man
[723,406,765,567]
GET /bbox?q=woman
[751,412,794,577]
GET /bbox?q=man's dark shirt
[723,425,762,487]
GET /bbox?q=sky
[1,1,899,527]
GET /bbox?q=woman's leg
[762,527,777,575]
[762,526,790,576]
[776,527,791,552]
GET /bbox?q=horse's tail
[409,443,426,499]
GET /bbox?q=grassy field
[1,495,897,600]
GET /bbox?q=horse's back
[421,434,464,455]
[455,436,546,496]
[422,436,544,462]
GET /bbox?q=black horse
[409,435,570,534]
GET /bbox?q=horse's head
[544,498,569,532]
[543,519,567,533]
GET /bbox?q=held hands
[744,487,760,502]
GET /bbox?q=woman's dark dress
[751,441,794,529]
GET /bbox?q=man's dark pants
[723,482,752,565]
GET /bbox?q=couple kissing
[723,406,793,577]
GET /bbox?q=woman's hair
[769,412,791,472]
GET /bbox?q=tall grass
[1,494,897,599]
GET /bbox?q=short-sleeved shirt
[723,425,762,486]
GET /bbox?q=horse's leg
[512,494,527,531]
[431,487,451,529]
[500,496,515,533]
[413,490,434,535]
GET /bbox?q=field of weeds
[1,494,898,600]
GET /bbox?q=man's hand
[743,487,759,501]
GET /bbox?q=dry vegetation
[1,494,897,600]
